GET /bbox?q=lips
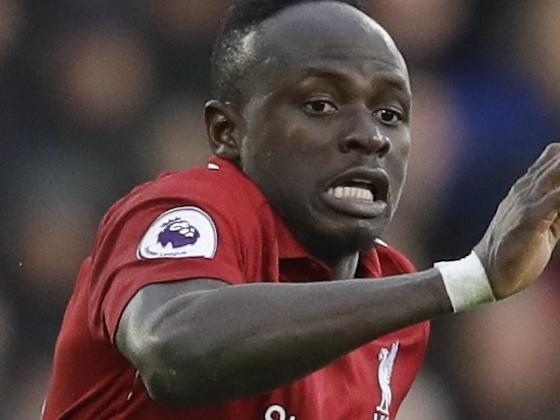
[320,167,389,218]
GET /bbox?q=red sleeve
[87,195,247,344]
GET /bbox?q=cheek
[246,115,323,167]
[387,134,411,189]
[394,130,412,157]
[239,120,300,186]
[278,114,340,166]
[391,133,411,168]
[239,114,288,171]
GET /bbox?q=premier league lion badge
[137,207,217,259]
[158,218,200,248]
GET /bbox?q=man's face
[238,3,412,262]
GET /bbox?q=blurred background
[1,0,559,418]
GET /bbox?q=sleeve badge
[137,206,218,259]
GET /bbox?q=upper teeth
[327,186,374,201]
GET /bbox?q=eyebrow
[297,66,411,95]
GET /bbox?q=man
[43,1,560,419]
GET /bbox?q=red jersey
[44,157,429,420]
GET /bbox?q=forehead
[247,2,409,92]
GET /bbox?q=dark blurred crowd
[1,1,559,419]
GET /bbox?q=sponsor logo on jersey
[374,341,399,420]
[137,206,217,259]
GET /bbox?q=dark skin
[234,7,412,268]
[116,3,560,409]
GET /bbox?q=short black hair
[211,0,369,104]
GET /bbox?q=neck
[329,252,360,280]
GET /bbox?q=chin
[336,224,381,252]
[280,200,393,262]
[304,220,386,263]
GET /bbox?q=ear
[204,100,244,162]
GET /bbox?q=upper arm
[88,198,246,344]
[115,278,230,369]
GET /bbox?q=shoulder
[103,159,267,228]
[91,159,270,260]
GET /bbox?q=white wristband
[434,251,496,312]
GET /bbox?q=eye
[303,99,338,115]
[374,108,404,126]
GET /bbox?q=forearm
[129,269,451,408]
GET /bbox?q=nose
[338,118,391,157]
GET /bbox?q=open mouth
[321,167,389,218]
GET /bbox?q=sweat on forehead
[211,0,373,103]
